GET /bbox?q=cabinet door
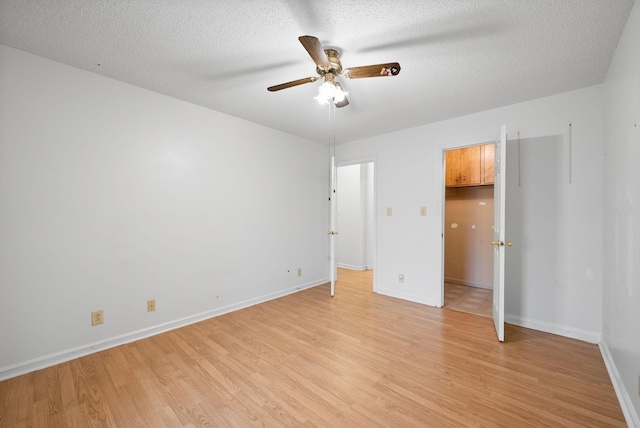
[482,144,495,185]
[460,146,481,185]
[445,149,460,186]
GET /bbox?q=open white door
[492,125,507,341]
[329,155,337,296]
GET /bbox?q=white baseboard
[376,287,437,307]
[599,340,640,428]
[336,263,368,271]
[504,314,601,344]
[444,277,492,290]
[0,278,328,381]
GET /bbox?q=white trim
[336,156,376,168]
[437,134,499,152]
[337,263,368,271]
[505,314,601,343]
[376,287,438,307]
[444,277,493,290]
[0,278,328,381]
[599,340,640,428]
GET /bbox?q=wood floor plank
[0,268,626,427]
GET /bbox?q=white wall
[602,0,640,424]
[0,46,329,379]
[336,85,604,339]
[336,164,364,269]
[336,163,374,270]
[444,186,494,289]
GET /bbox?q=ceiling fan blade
[267,77,318,92]
[298,35,330,68]
[343,62,401,79]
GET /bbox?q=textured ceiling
[0,0,635,144]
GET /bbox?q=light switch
[420,206,427,216]
[386,207,393,216]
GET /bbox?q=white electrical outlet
[297,268,302,277]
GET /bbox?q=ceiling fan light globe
[315,94,331,105]
[333,89,347,103]
[318,81,337,99]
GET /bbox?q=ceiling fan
[267,35,401,108]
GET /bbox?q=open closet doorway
[443,144,495,317]
[335,161,376,291]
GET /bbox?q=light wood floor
[0,268,625,427]
[444,283,493,318]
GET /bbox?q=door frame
[336,156,377,292]
[438,136,498,308]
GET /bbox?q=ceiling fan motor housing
[317,49,342,76]
[266,35,400,107]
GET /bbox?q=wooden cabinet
[445,149,460,186]
[446,144,494,187]
[481,144,494,185]
[446,146,480,186]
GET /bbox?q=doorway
[335,161,375,291]
[443,144,494,317]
